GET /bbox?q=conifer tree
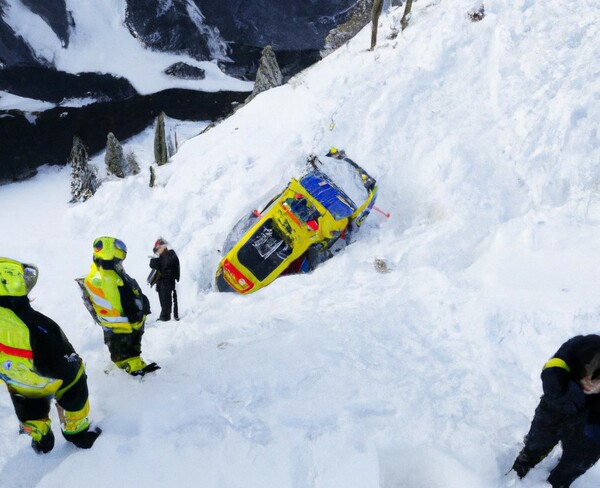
[245,45,282,103]
[125,151,141,176]
[105,132,126,178]
[69,136,98,203]
[154,112,168,166]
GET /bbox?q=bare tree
[370,0,416,49]
[401,0,414,31]
[369,0,384,50]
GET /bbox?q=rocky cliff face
[0,2,35,67]
[124,0,227,62]
[0,0,359,71]
[0,0,69,67]
[20,0,70,47]
[0,0,361,181]
[195,0,359,50]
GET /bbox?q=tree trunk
[149,166,156,188]
[401,0,414,31]
[369,0,384,50]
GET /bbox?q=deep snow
[1,1,600,487]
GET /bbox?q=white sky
[1,1,600,487]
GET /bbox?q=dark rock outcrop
[195,0,359,50]
[0,0,69,67]
[0,0,360,70]
[164,62,206,80]
[322,0,372,57]
[0,11,40,67]
[20,0,71,47]
[124,0,226,62]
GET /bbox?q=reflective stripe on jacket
[543,357,571,372]
[0,306,63,397]
[84,263,143,333]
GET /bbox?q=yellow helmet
[0,258,39,297]
[93,237,128,263]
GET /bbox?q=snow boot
[129,362,161,377]
[63,426,102,449]
[31,428,55,454]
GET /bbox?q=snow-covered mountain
[1,1,600,487]
[0,0,357,93]
[0,0,360,181]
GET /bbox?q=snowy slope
[1,1,600,487]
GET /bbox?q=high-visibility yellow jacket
[0,298,84,399]
[83,262,147,334]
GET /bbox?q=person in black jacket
[149,238,180,321]
[0,258,101,454]
[512,334,600,487]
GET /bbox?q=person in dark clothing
[512,334,600,487]
[149,238,180,321]
[0,257,101,453]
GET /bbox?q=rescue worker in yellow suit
[0,258,101,453]
[81,237,159,376]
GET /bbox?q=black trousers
[103,327,143,363]
[157,279,177,319]
[10,373,89,424]
[516,399,600,487]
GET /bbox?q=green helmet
[0,258,39,297]
[93,237,128,263]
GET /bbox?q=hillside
[1,1,600,487]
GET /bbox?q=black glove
[511,451,532,479]
[129,362,161,377]
[63,426,102,449]
[31,428,55,454]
